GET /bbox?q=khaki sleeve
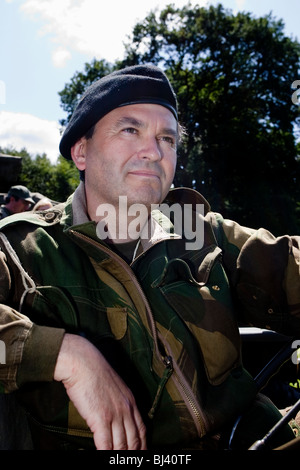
[214,213,300,335]
[235,228,300,335]
[0,250,65,392]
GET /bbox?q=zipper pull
[148,355,173,419]
[163,355,173,368]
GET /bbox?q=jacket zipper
[69,229,207,437]
[169,353,207,437]
[69,229,161,356]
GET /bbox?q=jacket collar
[63,183,210,250]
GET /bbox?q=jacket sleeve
[214,214,300,336]
[0,250,65,392]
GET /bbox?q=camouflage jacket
[0,184,300,449]
[0,206,11,220]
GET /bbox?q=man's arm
[0,249,147,450]
[54,333,147,450]
[216,214,300,335]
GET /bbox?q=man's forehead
[98,103,177,129]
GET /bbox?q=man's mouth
[128,170,160,179]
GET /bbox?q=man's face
[71,103,178,219]
[11,197,31,214]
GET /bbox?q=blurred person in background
[0,185,34,219]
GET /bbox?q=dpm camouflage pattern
[0,187,299,449]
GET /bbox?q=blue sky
[0,0,299,162]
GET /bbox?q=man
[0,185,34,219]
[0,65,299,450]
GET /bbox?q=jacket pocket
[152,245,240,385]
[28,286,128,341]
[29,286,79,330]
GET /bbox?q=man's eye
[160,136,176,147]
[123,127,137,134]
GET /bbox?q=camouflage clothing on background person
[0,206,11,220]
[0,185,34,220]
[0,183,298,450]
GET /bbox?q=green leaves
[0,147,79,203]
[122,4,300,234]
[58,59,115,127]
[57,3,300,234]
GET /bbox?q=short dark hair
[5,195,20,204]
[84,124,96,141]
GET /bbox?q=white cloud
[52,47,72,68]
[19,0,141,63]
[0,111,61,163]
[235,0,247,9]
[19,0,149,62]
[19,0,204,65]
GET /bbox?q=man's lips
[128,170,160,179]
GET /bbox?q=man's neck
[108,238,141,263]
[72,182,150,243]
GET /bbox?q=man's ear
[71,139,86,170]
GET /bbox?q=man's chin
[127,188,163,208]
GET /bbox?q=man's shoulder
[164,187,211,213]
[0,206,11,220]
[0,203,67,231]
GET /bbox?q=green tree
[58,59,116,127]
[122,3,300,234]
[58,3,300,234]
[50,155,80,202]
[0,146,79,202]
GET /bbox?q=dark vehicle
[237,327,300,449]
[0,153,22,203]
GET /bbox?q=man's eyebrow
[114,117,178,137]
[114,116,144,128]
[160,127,178,138]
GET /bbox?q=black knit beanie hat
[59,64,178,160]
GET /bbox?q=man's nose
[136,137,162,161]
